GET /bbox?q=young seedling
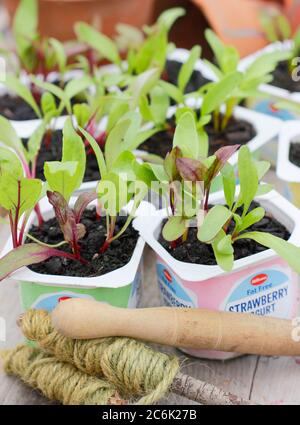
[79,119,149,253]
[202,29,290,130]
[1,0,84,80]
[168,144,300,274]
[74,8,185,78]
[259,8,300,75]
[134,111,239,245]
[79,68,161,155]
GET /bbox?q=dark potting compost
[139,115,256,158]
[22,130,100,182]
[165,59,211,94]
[271,60,300,92]
[0,80,86,121]
[0,94,38,121]
[159,202,291,265]
[289,140,300,167]
[26,208,139,277]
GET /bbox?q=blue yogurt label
[223,268,292,317]
[156,263,197,308]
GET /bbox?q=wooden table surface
[1,172,300,405]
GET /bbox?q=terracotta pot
[4,0,155,40]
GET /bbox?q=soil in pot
[26,207,139,277]
[271,60,300,92]
[139,114,256,158]
[0,80,86,121]
[289,140,300,167]
[159,201,291,265]
[0,94,39,121]
[164,59,211,94]
[22,130,100,182]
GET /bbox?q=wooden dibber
[52,298,300,356]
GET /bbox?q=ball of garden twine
[19,309,180,405]
[0,344,123,405]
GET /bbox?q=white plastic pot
[133,189,300,360]
[2,198,155,312]
[277,120,300,208]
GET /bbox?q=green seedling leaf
[106,102,130,134]
[41,92,58,120]
[201,71,243,116]
[129,68,160,109]
[198,204,232,243]
[78,127,107,177]
[75,22,121,65]
[237,146,258,214]
[255,160,270,180]
[149,86,170,126]
[64,76,92,100]
[178,45,201,93]
[73,103,91,128]
[110,151,137,181]
[62,118,86,191]
[221,163,236,210]
[4,76,41,118]
[162,216,186,241]
[237,231,300,274]
[157,7,185,32]
[243,51,290,82]
[13,0,38,71]
[158,80,184,104]
[238,207,265,232]
[0,174,42,217]
[0,148,23,178]
[205,29,225,70]
[198,128,209,159]
[0,116,26,159]
[212,229,234,271]
[44,161,80,202]
[115,23,144,49]
[49,38,67,74]
[31,76,71,114]
[132,161,157,188]
[97,172,129,215]
[105,119,131,170]
[255,183,273,196]
[205,29,239,74]
[164,147,182,181]
[173,112,200,159]
[27,121,46,163]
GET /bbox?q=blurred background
[1,0,300,58]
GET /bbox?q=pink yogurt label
[156,256,299,359]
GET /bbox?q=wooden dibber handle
[52,298,300,356]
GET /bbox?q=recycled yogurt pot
[133,189,300,360]
[2,198,155,313]
[277,120,300,208]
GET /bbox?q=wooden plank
[250,356,300,404]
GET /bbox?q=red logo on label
[163,269,172,283]
[58,296,71,302]
[251,274,268,286]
